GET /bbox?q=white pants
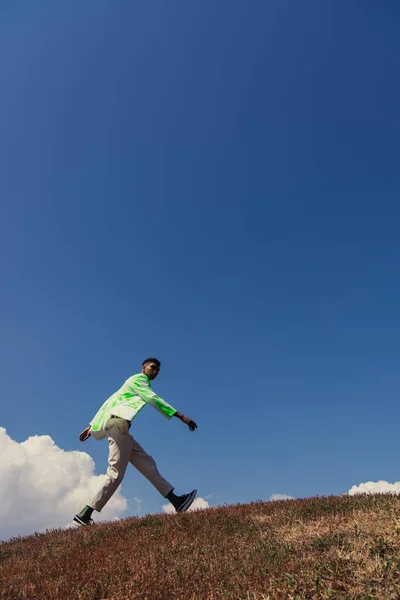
[89,416,173,512]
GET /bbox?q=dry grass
[1,494,400,599]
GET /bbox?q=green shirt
[89,373,177,440]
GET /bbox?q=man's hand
[174,412,197,432]
[183,416,197,432]
[79,426,91,442]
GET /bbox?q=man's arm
[131,375,197,430]
[130,374,177,418]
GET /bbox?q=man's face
[142,362,160,380]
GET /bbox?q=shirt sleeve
[130,374,177,419]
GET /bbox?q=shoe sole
[177,489,197,513]
[68,516,94,528]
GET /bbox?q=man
[72,358,197,527]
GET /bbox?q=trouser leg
[129,437,174,497]
[89,418,133,512]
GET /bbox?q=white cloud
[162,496,210,514]
[348,480,400,496]
[0,427,127,540]
[269,493,294,501]
[133,497,143,514]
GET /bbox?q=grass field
[1,493,400,599]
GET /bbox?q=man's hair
[142,357,161,367]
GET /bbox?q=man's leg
[87,418,133,514]
[73,419,133,527]
[129,436,197,512]
[129,437,173,497]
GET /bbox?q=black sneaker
[71,515,94,527]
[176,489,197,513]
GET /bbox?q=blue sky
[1,1,400,535]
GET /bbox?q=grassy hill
[1,493,400,599]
